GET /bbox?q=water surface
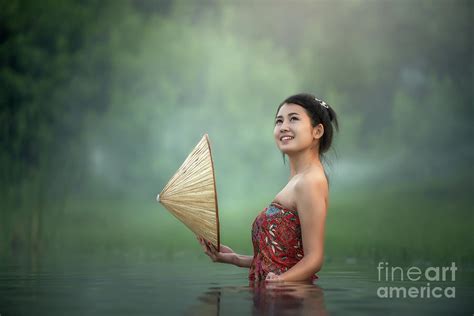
[1,255,472,315]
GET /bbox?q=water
[1,255,472,315]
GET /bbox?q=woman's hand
[197,236,236,265]
[265,272,284,282]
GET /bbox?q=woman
[198,93,339,283]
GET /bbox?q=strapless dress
[249,201,318,282]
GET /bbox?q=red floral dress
[249,202,318,282]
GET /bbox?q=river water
[1,255,472,315]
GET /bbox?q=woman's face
[273,103,322,155]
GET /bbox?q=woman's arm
[232,254,253,268]
[198,236,253,268]
[268,176,328,282]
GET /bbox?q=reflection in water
[187,281,327,316]
[251,281,327,315]
[186,287,221,316]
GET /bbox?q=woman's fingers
[197,236,219,262]
[201,237,217,254]
[265,272,283,282]
[210,243,219,253]
[208,242,218,254]
[197,236,208,253]
[198,237,208,252]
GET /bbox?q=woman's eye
[275,120,282,124]
[290,117,298,121]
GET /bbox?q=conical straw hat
[156,134,220,251]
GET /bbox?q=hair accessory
[315,97,329,109]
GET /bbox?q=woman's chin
[279,147,297,155]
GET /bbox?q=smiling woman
[199,93,339,284]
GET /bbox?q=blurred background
[1,0,472,266]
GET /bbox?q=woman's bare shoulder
[294,169,328,193]
[294,170,329,211]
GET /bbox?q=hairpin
[315,97,329,109]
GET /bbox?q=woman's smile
[280,135,294,143]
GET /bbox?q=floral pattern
[249,202,318,282]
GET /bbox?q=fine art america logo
[376,262,457,298]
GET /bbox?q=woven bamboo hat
[156,134,220,251]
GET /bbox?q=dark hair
[275,92,339,161]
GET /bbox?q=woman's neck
[287,148,321,179]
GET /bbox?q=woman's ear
[313,123,324,140]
